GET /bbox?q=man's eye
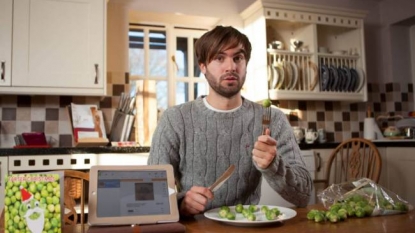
[215,56,224,62]
[234,56,244,62]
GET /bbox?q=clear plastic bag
[317,178,413,216]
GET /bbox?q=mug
[292,127,304,144]
[305,130,318,144]
[317,128,326,143]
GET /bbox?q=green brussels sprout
[270,207,281,216]
[241,208,250,218]
[246,213,256,221]
[337,209,348,220]
[248,205,258,213]
[394,202,408,212]
[363,205,374,216]
[346,206,356,217]
[218,209,229,218]
[260,205,269,213]
[220,206,230,212]
[355,207,366,218]
[235,204,244,213]
[226,211,236,220]
[306,209,319,220]
[263,99,272,108]
[314,211,326,223]
[326,211,339,223]
[265,209,277,220]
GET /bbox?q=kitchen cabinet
[384,147,415,205]
[240,0,368,102]
[0,0,12,87]
[0,0,107,96]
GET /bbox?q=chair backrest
[63,170,89,225]
[323,138,382,188]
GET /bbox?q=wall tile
[2,121,16,134]
[15,121,31,134]
[17,108,31,121]
[46,108,59,121]
[17,96,32,107]
[31,121,45,132]
[45,121,59,134]
[2,108,16,120]
[0,77,414,147]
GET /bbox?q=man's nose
[224,58,236,72]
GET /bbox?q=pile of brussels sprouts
[218,204,282,221]
[307,194,408,223]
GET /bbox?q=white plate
[307,61,318,91]
[204,205,297,227]
[275,63,285,90]
[289,61,299,90]
[356,67,366,92]
[271,64,279,89]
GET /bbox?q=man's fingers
[180,186,214,216]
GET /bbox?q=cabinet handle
[1,61,5,81]
[316,152,322,172]
[94,64,99,84]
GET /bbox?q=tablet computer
[88,164,179,226]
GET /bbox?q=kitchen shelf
[241,0,368,102]
[269,89,365,101]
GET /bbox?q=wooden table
[2,205,414,233]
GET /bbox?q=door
[0,0,12,86]
[12,0,105,90]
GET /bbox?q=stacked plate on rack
[268,61,299,91]
[320,64,365,92]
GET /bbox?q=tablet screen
[97,170,171,217]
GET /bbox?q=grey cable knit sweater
[148,97,312,210]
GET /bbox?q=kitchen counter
[0,146,150,156]
[298,139,415,149]
[0,139,414,156]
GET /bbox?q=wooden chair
[314,138,382,189]
[63,170,89,225]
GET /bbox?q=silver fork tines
[262,107,271,135]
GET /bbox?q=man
[148,26,312,216]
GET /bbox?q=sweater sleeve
[255,107,313,207]
[147,108,184,197]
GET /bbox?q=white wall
[378,0,415,83]
[107,3,130,73]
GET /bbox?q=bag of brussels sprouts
[4,172,64,233]
[317,178,413,217]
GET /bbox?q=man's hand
[252,128,277,169]
[179,186,214,216]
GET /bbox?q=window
[129,24,208,145]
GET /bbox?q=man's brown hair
[195,26,252,65]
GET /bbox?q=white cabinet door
[0,0,12,87]
[385,147,415,206]
[11,0,106,95]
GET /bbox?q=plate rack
[318,54,359,70]
[267,50,318,92]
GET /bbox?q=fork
[262,106,271,135]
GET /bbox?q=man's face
[200,45,247,98]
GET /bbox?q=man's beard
[205,70,245,98]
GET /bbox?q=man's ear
[199,63,206,74]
